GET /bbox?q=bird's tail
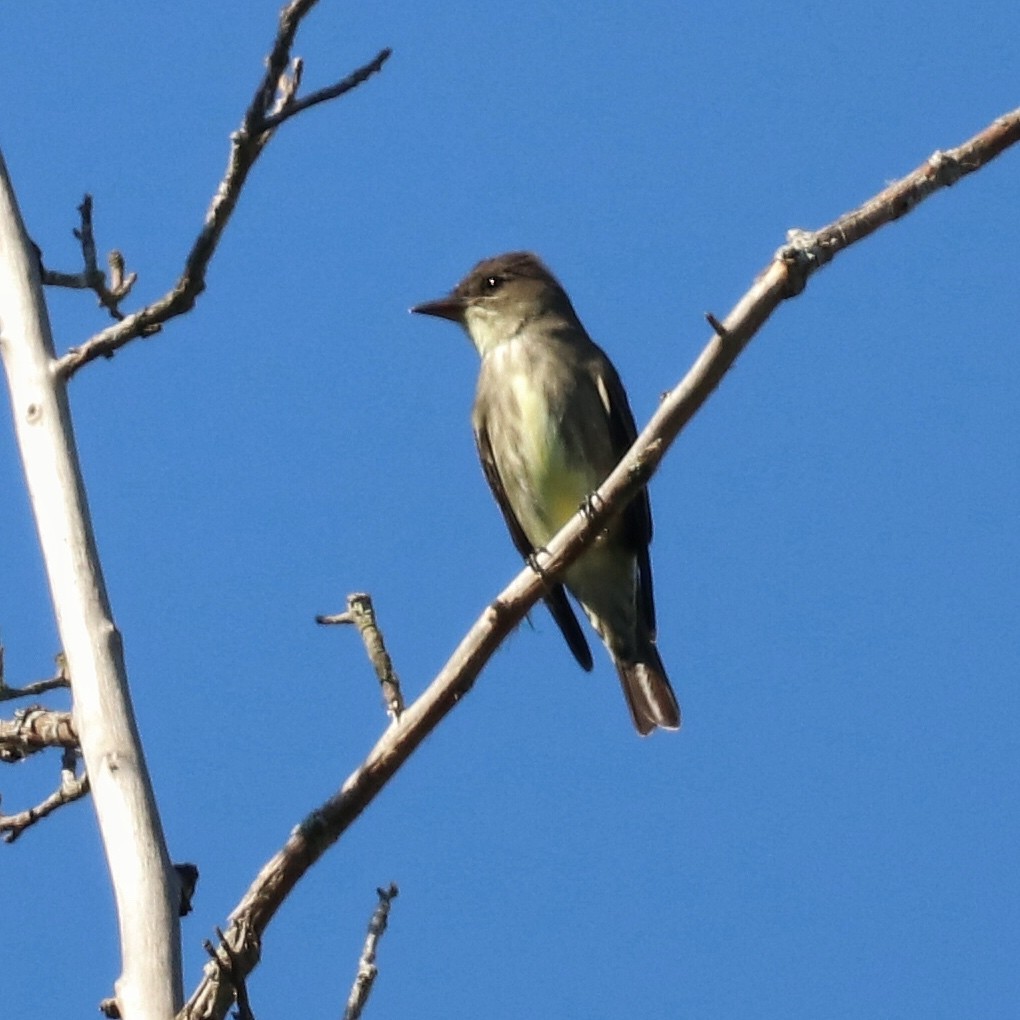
[616,641,681,736]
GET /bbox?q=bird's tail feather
[616,644,681,736]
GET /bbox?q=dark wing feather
[592,351,657,637]
[474,417,594,671]
[543,587,595,672]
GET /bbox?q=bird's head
[411,251,578,356]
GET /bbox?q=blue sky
[1,2,1018,1017]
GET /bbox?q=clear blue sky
[2,3,1018,1017]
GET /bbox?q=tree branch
[201,925,259,1020]
[53,14,390,378]
[318,593,405,720]
[0,747,88,843]
[0,646,71,702]
[260,47,392,132]
[0,707,77,762]
[343,884,399,1020]
[40,194,139,321]
[179,106,1020,1020]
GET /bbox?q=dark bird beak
[410,296,465,322]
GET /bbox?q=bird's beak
[410,295,465,322]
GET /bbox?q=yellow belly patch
[509,371,593,543]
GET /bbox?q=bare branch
[201,926,259,1020]
[318,593,405,719]
[54,24,390,379]
[343,884,399,1020]
[257,0,319,117]
[188,921,261,1020]
[0,646,72,703]
[0,707,77,762]
[777,112,1020,283]
[272,57,304,119]
[260,48,392,132]
[0,747,88,842]
[179,107,1020,1020]
[704,311,727,337]
[39,195,140,322]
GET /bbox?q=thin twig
[318,593,405,719]
[0,747,88,842]
[0,646,72,703]
[343,884,399,1020]
[261,48,392,132]
[181,107,1020,1020]
[0,676,69,702]
[704,311,727,336]
[54,25,391,378]
[39,195,139,321]
[198,921,261,1020]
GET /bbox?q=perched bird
[411,252,680,735]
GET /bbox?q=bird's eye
[484,275,503,291]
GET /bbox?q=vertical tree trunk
[0,150,182,1020]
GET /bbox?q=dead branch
[0,707,77,762]
[201,924,260,1020]
[318,593,405,719]
[53,6,390,379]
[0,646,72,703]
[178,106,1020,1020]
[343,884,399,1020]
[40,195,139,321]
[0,747,88,842]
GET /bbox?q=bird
[411,252,680,735]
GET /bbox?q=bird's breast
[482,338,601,546]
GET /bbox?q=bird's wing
[474,415,594,671]
[592,353,657,637]
[542,586,596,672]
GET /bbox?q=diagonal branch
[180,106,1020,1020]
[54,10,390,379]
[0,646,72,703]
[0,748,89,843]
